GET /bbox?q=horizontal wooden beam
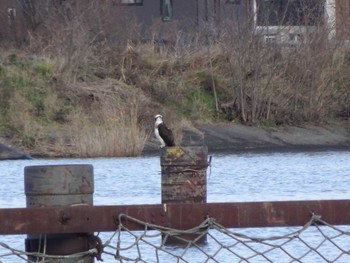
[1,200,350,235]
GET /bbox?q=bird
[154,114,175,148]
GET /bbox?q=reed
[69,90,149,157]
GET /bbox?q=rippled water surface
[1,150,350,262]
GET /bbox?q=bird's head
[154,114,163,126]
[155,114,163,121]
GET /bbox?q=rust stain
[263,202,285,225]
[14,222,27,231]
[80,176,93,193]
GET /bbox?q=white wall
[325,0,336,39]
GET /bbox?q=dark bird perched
[154,114,175,148]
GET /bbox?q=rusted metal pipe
[161,146,208,204]
[161,146,209,244]
[1,200,350,235]
[24,164,95,263]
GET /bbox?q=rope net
[1,214,350,262]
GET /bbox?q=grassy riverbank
[0,39,349,157]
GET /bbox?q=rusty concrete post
[24,164,95,263]
[161,146,208,243]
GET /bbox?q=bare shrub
[211,2,349,126]
[25,0,140,81]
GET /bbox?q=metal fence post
[24,164,95,263]
[161,146,208,244]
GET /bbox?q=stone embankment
[0,143,32,160]
[144,122,350,154]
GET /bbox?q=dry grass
[68,81,150,157]
[70,105,149,157]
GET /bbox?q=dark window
[257,0,323,26]
[265,34,277,43]
[120,0,143,5]
[257,0,280,26]
[7,8,16,26]
[161,0,173,22]
[226,0,241,4]
[214,0,221,23]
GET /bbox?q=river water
[0,150,350,262]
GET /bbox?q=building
[251,0,350,44]
[0,0,249,44]
[0,0,349,45]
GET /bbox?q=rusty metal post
[161,146,208,244]
[161,146,208,204]
[24,164,95,263]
